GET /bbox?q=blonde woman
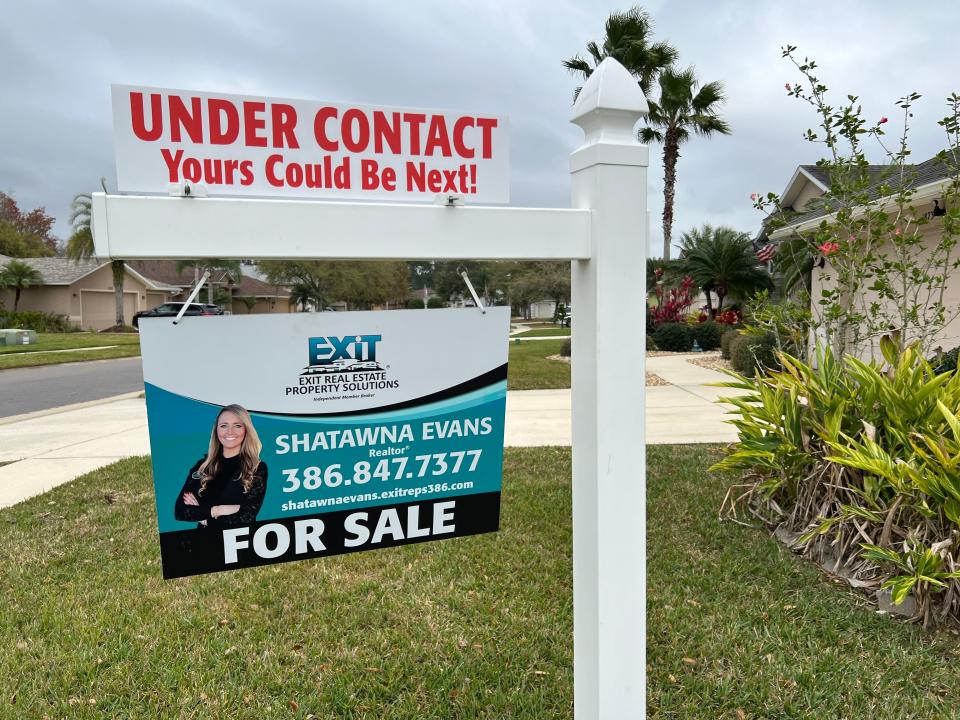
[174,404,268,528]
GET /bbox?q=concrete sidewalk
[0,353,740,508]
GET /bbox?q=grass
[4,446,959,717]
[507,339,570,390]
[0,449,573,719]
[0,333,140,370]
[647,444,960,718]
[512,328,570,338]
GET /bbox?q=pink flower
[750,193,758,201]
[894,228,902,236]
[785,83,792,91]
[879,116,889,124]
[819,241,840,256]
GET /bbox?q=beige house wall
[809,221,960,360]
[0,286,71,316]
[231,297,292,315]
[793,180,823,212]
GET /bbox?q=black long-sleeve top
[174,454,268,529]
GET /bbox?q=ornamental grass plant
[715,336,960,627]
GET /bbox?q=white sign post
[92,57,648,719]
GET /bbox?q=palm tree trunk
[14,288,21,312]
[661,130,680,260]
[112,260,126,327]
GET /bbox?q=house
[0,254,180,330]
[763,152,957,356]
[0,256,292,330]
[123,261,292,315]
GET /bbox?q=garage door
[81,291,137,331]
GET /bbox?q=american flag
[756,243,777,263]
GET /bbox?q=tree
[562,6,677,100]
[0,193,57,257]
[66,192,129,328]
[641,67,731,259]
[0,259,43,311]
[677,224,771,317]
[175,259,242,305]
[259,260,411,310]
[236,296,259,314]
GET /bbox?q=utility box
[0,329,37,346]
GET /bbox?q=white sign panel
[111,85,509,203]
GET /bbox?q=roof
[780,151,956,227]
[0,256,103,285]
[235,274,290,298]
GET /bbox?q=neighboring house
[763,152,957,356]
[0,256,293,330]
[124,260,292,315]
[0,254,180,330]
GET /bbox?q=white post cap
[571,57,649,150]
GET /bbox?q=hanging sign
[112,85,510,203]
[139,308,510,579]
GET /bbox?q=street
[0,357,144,418]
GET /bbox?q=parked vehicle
[555,307,572,327]
[132,302,223,327]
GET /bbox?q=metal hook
[456,266,486,314]
[173,270,211,325]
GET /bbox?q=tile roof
[0,256,104,284]
[235,274,290,297]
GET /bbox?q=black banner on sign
[159,492,501,579]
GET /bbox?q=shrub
[426,297,446,309]
[405,299,423,309]
[646,335,658,351]
[652,322,692,352]
[0,309,72,332]
[691,321,723,351]
[714,341,960,625]
[932,346,960,374]
[720,329,741,359]
[559,339,571,357]
[730,332,779,375]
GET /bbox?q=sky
[2,0,957,258]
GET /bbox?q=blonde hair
[197,404,263,495]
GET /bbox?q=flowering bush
[714,309,742,326]
[650,275,696,325]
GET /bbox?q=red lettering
[403,113,426,155]
[182,157,202,183]
[224,159,239,184]
[424,116,452,157]
[381,166,396,191]
[265,154,284,186]
[476,118,498,159]
[286,162,303,187]
[160,148,184,181]
[271,104,299,149]
[208,99,239,145]
[202,158,223,184]
[239,160,254,186]
[243,101,267,147]
[130,92,163,141]
[313,107,339,151]
[427,169,442,193]
[361,159,380,189]
[342,109,370,153]
[373,111,401,154]
[169,96,203,143]
[305,163,324,188]
[453,117,475,158]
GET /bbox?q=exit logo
[304,334,383,374]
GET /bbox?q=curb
[0,391,145,426]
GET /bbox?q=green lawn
[0,449,573,719]
[507,339,570,390]
[647,445,960,718]
[513,328,571,338]
[4,446,958,718]
[0,333,140,370]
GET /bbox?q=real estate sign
[112,85,509,202]
[139,308,509,578]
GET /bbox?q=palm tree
[66,192,129,328]
[563,6,677,101]
[641,67,731,259]
[678,225,771,317]
[0,259,43,311]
